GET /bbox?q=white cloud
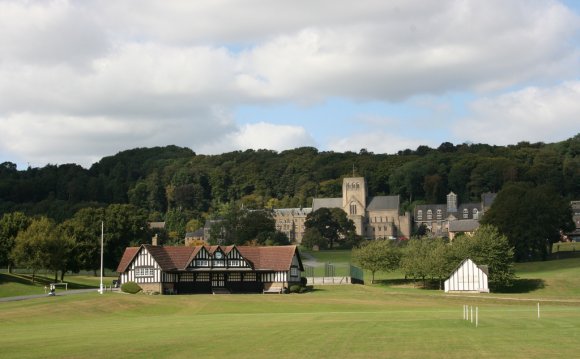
[197,122,316,154]
[0,0,579,166]
[0,109,237,167]
[327,132,427,154]
[455,81,580,145]
[0,0,108,67]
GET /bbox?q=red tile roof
[116,247,139,273]
[116,244,302,273]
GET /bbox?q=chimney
[152,234,158,246]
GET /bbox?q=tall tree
[305,208,356,249]
[399,238,433,286]
[11,217,55,283]
[352,240,401,284]
[0,212,31,273]
[481,183,574,261]
[451,225,515,289]
[59,207,104,275]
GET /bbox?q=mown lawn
[2,255,580,358]
[1,285,579,359]
[0,273,116,298]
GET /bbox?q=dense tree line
[0,135,578,275]
[1,135,577,222]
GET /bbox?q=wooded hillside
[1,136,578,227]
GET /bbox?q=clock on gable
[214,252,223,259]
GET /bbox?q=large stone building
[273,208,312,244]
[274,177,412,243]
[415,191,496,238]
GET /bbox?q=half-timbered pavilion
[116,244,304,294]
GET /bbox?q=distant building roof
[367,196,400,211]
[449,219,480,233]
[185,228,204,238]
[312,198,342,211]
[273,208,312,216]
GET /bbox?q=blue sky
[0,0,579,169]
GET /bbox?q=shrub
[300,277,308,286]
[121,281,142,294]
[289,284,302,293]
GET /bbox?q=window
[228,260,242,267]
[417,210,423,220]
[196,260,209,267]
[436,209,442,220]
[463,208,469,219]
[213,260,225,267]
[350,203,357,215]
[473,208,479,220]
[229,273,241,281]
[290,267,299,277]
[427,210,432,220]
[243,273,256,282]
[135,267,154,277]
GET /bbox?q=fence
[303,263,364,285]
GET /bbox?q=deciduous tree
[352,240,401,284]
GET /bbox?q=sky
[0,0,579,169]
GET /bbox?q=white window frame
[135,267,154,277]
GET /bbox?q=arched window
[473,208,479,220]
[350,202,357,215]
[427,210,432,220]
[417,210,423,220]
[436,209,442,220]
[463,208,469,219]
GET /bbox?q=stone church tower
[342,177,367,235]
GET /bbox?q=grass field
[1,285,579,358]
[1,256,580,358]
[0,273,115,298]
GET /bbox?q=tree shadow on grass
[373,278,417,287]
[0,273,96,289]
[0,273,48,286]
[494,278,545,294]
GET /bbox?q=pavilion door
[212,273,225,287]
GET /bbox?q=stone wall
[139,282,162,294]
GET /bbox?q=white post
[470,306,473,323]
[476,307,478,328]
[99,221,104,295]
[537,302,540,319]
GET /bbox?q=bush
[121,281,142,294]
[289,284,302,293]
[300,277,308,287]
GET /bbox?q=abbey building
[274,177,411,243]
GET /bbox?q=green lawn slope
[1,257,579,358]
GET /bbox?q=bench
[263,283,284,294]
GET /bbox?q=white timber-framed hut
[116,244,304,294]
[444,258,490,293]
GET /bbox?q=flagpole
[99,221,104,294]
